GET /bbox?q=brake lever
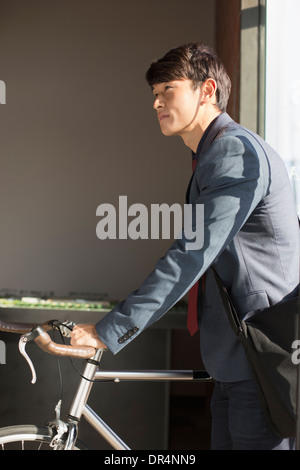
[18,327,44,384]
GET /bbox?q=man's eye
[152,86,172,98]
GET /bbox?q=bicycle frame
[0,321,213,450]
[63,350,213,450]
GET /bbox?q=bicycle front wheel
[0,424,85,450]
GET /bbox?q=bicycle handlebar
[0,318,97,359]
[0,318,46,334]
[34,327,96,358]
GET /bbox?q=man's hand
[70,324,107,350]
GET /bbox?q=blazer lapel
[185,113,233,203]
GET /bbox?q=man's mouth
[158,113,169,121]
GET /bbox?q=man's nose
[153,96,164,110]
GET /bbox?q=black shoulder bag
[212,268,299,439]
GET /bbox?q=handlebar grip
[34,329,96,359]
[0,319,52,335]
[0,320,51,335]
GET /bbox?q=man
[71,43,299,449]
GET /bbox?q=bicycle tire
[0,424,86,450]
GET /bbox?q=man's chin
[159,126,177,137]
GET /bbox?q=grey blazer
[95,113,299,382]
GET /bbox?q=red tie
[187,157,204,336]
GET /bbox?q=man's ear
[201,78,217,104]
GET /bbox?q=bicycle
[0,317,212,450]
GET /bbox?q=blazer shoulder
[198,132,261,170]
[195,132,266,196]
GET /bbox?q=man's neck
[181,108,222,153]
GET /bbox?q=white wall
[0,0,216,301]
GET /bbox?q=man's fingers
[70,324,107,350]
[70,325,87,345]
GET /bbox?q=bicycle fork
[64,349,130,450]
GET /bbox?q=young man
[71,43,299,449]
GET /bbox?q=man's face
[152,79,202,137]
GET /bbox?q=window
[265,0,300,214]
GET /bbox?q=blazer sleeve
[95,135,266,354]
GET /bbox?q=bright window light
[265,0,300,214]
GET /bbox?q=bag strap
[211,268,243,337]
